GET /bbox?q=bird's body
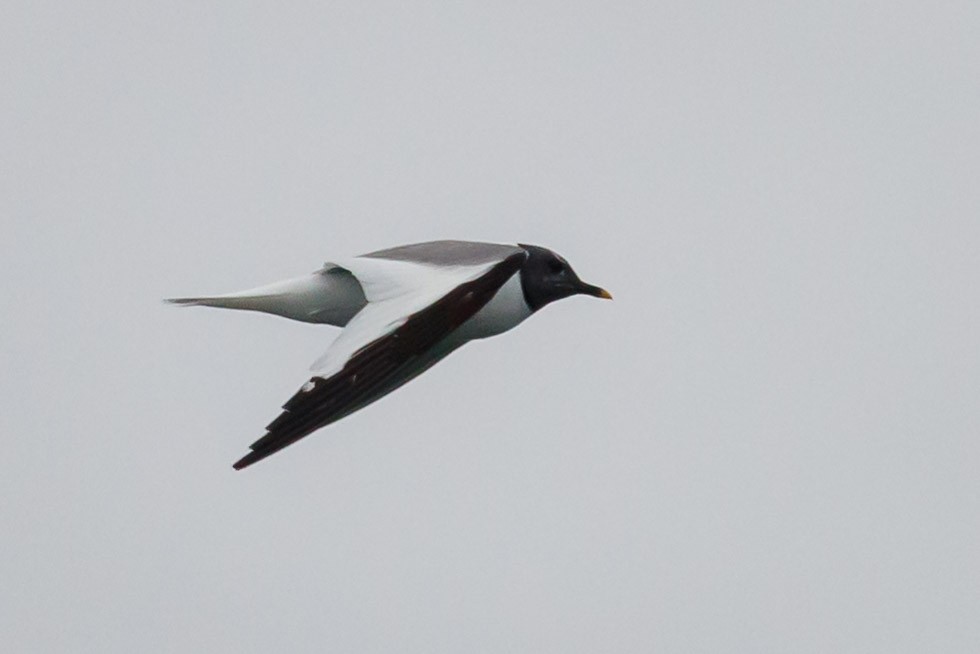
[168,240,609,469]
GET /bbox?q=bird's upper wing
[232,248,527,470]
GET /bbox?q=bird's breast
[452,272,532,341]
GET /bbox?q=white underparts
[452,273,532,341]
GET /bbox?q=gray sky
[2,1,978,651]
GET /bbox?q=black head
[517,244,612,312]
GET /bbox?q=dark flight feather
[232,252,526,470]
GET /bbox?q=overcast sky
[2,1,978,652]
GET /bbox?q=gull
[168,240,611,470]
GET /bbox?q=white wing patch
[308,256,505,376]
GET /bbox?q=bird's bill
[579,282,613,300]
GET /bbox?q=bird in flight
[168,240,611,470]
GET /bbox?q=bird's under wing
[166,265,367,326]
[232,250,527,470]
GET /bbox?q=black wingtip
[232,451,262,471]
[232,434,297,470]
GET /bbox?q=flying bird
[168,240,611,470]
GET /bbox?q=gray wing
[361,240,524,267]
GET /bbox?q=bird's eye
[548,260,564,274]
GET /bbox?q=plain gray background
[2,1,978,651]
